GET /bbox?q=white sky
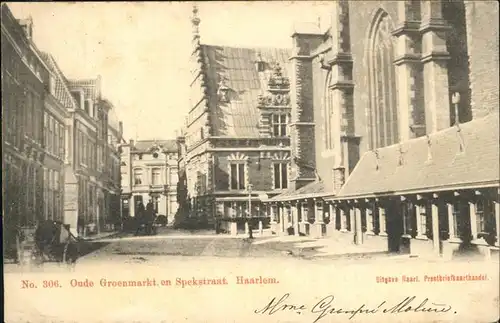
[7,1,333,141]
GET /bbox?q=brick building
[264,0,499,260]
[2,7,51,258]
[2,4,125,262]
[120,139,179,224]
[176,6,293,234]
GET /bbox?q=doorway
[386,201,403,252]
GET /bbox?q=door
[386,201,403,253]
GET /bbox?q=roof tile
[336,113,500,199]
[132,140,177,153]
[201,45,292,138]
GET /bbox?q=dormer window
[49,75,56,96]
[84,100,91,115]
[255,52,265,72]
[217,78,230,103]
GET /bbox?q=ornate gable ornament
[217,77,230,103]
[228,152,248,162]
[257,62,291,108]
[149,142,165,158]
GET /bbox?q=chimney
[18,16,34,40]
[129,139,135,147]
[119,121,123,136]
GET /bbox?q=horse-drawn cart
[5,220,81,267]
[33,220,80,265]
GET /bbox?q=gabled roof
[335,113,500,199]
[39,52,78,110]
[201,45,292,137]
[270,180,326,202]
[132,140,177,153]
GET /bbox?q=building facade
[2,4,125,262]
[2,7,53,259]
[176,6,294,233]
[120,140,179,223]
[264,0,499,260]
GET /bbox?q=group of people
[134,200,157,235]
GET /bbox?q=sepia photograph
[2,1,499,322]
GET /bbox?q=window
[134,169,143,185]
[54,122,59,156]
[271,114,287,137]
[476,199,494,237]
[419,206,427,236]
[169,169,178,184]
[230,163,245,190]
[324,72,334,149]
[84,100,91,115]
[152,168,161,185]
[26,92,33,137]
[49,75,56,95]
[48,116,53,152]
[402,202,414,235]
[367,10,398,150]
[273,163,288,189]
[451,201,461,238]
[44,113,48,148]
[59,124,65,159]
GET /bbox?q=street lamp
[247,183,253,239]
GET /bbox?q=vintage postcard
[2,1,499,322]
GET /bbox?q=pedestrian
[135,201,146,236]
[145,200,155,235]
[248,220,254,239]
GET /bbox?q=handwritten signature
[254,293,454,322]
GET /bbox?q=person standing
[134,201,146,236]
[145,200,155,235]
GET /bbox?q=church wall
[347,1,399,156]
[465,1,499,118]
[311,55,335,192]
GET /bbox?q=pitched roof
[335,113,500,199]
[132,140,177,153]
[67,77,101,101]
[270,180,326,202]
[39,52,78,110]
[201,45,292,137]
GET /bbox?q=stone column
[230,222,238,236]
[379,206,387,236]
[329,203,337,231]
[283,205,290,234]
[447,203,459,241]
[292,204,300,236]
[393,0,424,140]
[301,202,307,223]
[431,202,440,254]
[469,201,478,240]
[339,206,347,232]
[420,0,452,133]
[415,204,427,239]
[270,204,276,223]
[314,201,325,238]
[279,205,285,234]
[349,207,355,233]
[365,207,374,235]
[495,201,499,247]
[129,195,135,218]
[354,207,363,245]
